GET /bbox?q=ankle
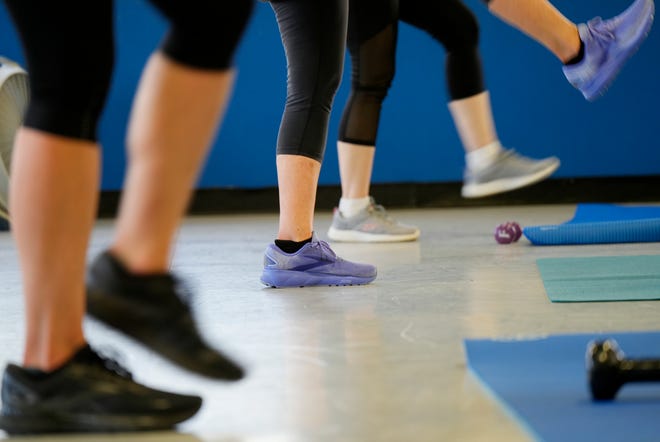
[108,245,170,275]
[23,339,86,372]
[338,196,371,218]
[563,33,585,65]
[561,27,584,64]
[465,141,502,172]
[275,236,313,253]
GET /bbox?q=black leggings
[270,0,348,162]
[4,0,254,142]
[339,0,485,146]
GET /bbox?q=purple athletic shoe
[261,233,377,288]
[563,0,655,101]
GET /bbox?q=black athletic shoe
[86,251,245,381]
[0,345,202,434]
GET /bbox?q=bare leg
[276,154,320,241]
[487,0,581,63]
[337,141,375,199]
[11,130,99,370]
[111,53,235,273]
[448,91,498,152]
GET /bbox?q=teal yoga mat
[536,255,660,302]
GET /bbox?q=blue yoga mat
[523,204,660,245]
[537,254,660,302]
[464,331,660,442]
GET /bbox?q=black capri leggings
[3,0,254,142]
[339,0,485,146]
[270,0,348,162]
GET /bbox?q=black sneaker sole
[0,406,200,434]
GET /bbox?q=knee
[352,55,394,94]
[25,52,114,141]
[349,22,396,92]
[447,9,480,51]
[287,50,344,113]
[157,0,254,69]
[320,65,343,105]
[352,82,391,110]
[424,5,480,52]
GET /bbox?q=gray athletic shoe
[461,149,560,198]
[327,198,420,243]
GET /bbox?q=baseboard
[2,175,655,230]
[96,175,660,218]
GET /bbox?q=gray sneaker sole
[328,226,420,243]
[461,160,560,199]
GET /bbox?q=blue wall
[1,0,658,191]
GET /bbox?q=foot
[461,149,560,198]
[0,345,201,434]
[327,197,420,243]
[563,0,655,101]
[261,232,377,288]
[86,251,245,380]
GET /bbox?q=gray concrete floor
[1,204,659,441]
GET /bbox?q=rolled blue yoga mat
[523,204,660,245]
[464,331,660,442]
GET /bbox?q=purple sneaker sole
[260,269,376,288]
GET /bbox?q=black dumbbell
[586,339,660,401]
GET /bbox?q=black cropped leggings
[270,0,348,162]
[339,0,486,146]
[3,0,254,142]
